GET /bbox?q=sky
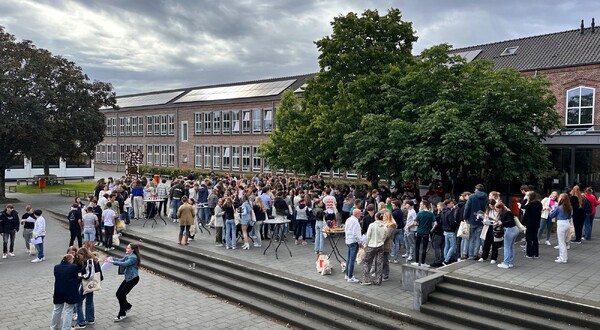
[1,0,599,96]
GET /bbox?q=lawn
[8,181,97,194]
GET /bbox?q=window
[232,146,240,170]
[107,145,112,163]
[32,156,60,168]
[8,154,25,169]
[252,109,262,133]
[112,118,117,135]
[222,146,231,169]
[154,145,160,165]
[101,145,106,163]
[204,146,212,168]
[106,119,111,136]
[168,114,175,135]
[120,118,125,136]
[147,116,153,135]
[168,145,175,166]
[242,110,251,133]
[264,109,273,132]
[66,154,91,168]
[500,46,518,56]
[194,113,202,134]
[161,145,167,165]
[132,117,138,135]
[146,145,153,165]
[138,116,144,135]
[213,146,221,169]
[120,145,125,164]
[213,111,221,134]
[181,121,188,142]
[96,146,100,161]
[222,111,231,133]
[125,117,131,136]
[232,111,240,133]
[242,146,251,171]
[195,146,202,168]
[153,115,160,134]
[160,115,167,135]
[204,112,212,133]
[252,146,261,172]
[566,86,595,125]
[112,144,117,164]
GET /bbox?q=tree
[0,26,115,199]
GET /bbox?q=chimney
[581,19,585,34]
[592,18,596,33]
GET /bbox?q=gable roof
[450,27,600,72]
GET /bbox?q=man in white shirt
[345,209,362,283]
[102,202,117,251]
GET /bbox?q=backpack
[583,198,593,215]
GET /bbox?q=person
[430,202,445,267]
[104,243,141,322]
[91,200,103,247]
[480,195,500,264]
[361,204,375,235]
[389,200,405,264]
[344,209,361,283]
[50,254,80,330]
[74,247,102,328]
[539,191,557,246]
[463,184,489,260]
[82,206,98,251]
[410,200,436,267]
[522,191,542,259]
[177,196,194,245]
[252,197,267,248]
[441,199,457,265]
[381,210,397,279]
[31,209,46,263]
[455,191,470,260]
[131,180,145,220]
[66,203,83,249]
[239,193,253,250]
[495,202,518,269]
[548,193,573,264]
[0,204,19,258]
[360,212,387,286]
[21,205,35,254]
[169,180,185,223]
[294,200,310,245]
[312,199,325,254]
[583,187,600,241]
[102,202,117,251]
[222,197,236,249]
[196,183,210,226]
[213,198,225,246]
[403,200,417,261]
[570,185,586,244]
[156,178,169,216]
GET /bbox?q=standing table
[143,199,167,227]
[263,219,292,259]
[322,227,346,263]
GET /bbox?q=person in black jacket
[522,191,543,258]
[441,199,457,265]
[50,254,81,330]
[67,203,83,248]
[1,204,19,258]
[390,200,405,263]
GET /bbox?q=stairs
[420,276,600,330]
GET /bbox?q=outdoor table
[195,203,211,235]
[143,199,167,227]
[263,218,292,259]
[322,227,346,263]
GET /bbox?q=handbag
[513,216,526,233]
[82,271,102,294]
[356,247,366,264]
[112,234,120,246]
[457,221,470,239]
[234,211,241,225]
[568,219,575,240]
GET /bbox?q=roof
[449,27,600,72]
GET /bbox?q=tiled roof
[450,27,600,71]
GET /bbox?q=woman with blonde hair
[74,247,101,327]
[548,193,572,263]
[569,185,585,244]
[253,197,267,247]
[495,202,519,269]
[381,210,397,280]
[177,196,195,245]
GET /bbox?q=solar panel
[451,49,482,62]
[175,79,296,103]
[294,83,307,93]
[106,91,184,109]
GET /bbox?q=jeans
[23,228,33,250]
[76,287,94,324]
[443,231,457,263]
[415,234,430,264]
[294,220,308,240]
[314,221,324,252]
[556,220,570,262]
[584,214,594,240]
[83,228,96,242]
[502,226,519,266]
[158,198,168,216]
[573,214,585,242]
[390,228,404,260]
[51,303,75,330]
[225,219,236,248]
[404,231,416,259]
[525,223,540,257]
[198,206,211,226]
[2,230,16,253]
[468,225,483,258]
[171,199,182,220]
[104,226,114,249]
[346,242,359,278]
[432,233,444,265]
[116,276,139,317]
[36,236,44,259]
[253,221,263,246]
[537,217,553,241]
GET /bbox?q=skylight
[500,46,519,56]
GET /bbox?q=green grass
[8,181,97,194]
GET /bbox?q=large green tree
[0,26,115,198]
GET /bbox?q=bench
[60,188,77,197]
[17,179,37,186]
[60,177,85,183]
[5,186,17,193]
[78,191,94,199]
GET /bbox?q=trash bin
[154,174,160,184]
[38,178,47,190]
[511,196,521,216]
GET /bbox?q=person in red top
[583,187,600,241]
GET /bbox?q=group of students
[51,243,141,330]
[0,204,47,262]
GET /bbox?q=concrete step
[435,281,600,329]
[419,303,519,330]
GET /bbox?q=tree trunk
[370,176,380,189]
[0,166,6,200]
[44,159,50,176]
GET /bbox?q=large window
[138,116,144,135]
[132,117,138,135]
[160,115,167,135]
[147,116,153,135]
[567,86,595,125]
[147,145,153,165]
[213,146,221,169]
[213,111,221,134]
[154,145,160,165]
[168,114,175,135]
[222,146,231,169]
[242,110,251,134]
[161,145,167,165]
[252,109,262,133]
[181,121,188,142]
[111,118,117,136]
[195,146,202,168]
[222,111,231,133]
[107,145,112,163]
[112,144,117,164]
[204,146,212,168]
[154,115,160,134]
[194,113,202,134]
[264,109,273,132]
[125,117,131,136]
[232,111,240,133]
[168,145,175,166]
[252,146,261,172]
[66,155,92,168]
[232,146,240,170]
[242,146,251,171]
[120,118,125,136]
[120,145,125,164]
[204,112,212,133]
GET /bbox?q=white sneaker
[478,258,484,262]
[407,256,413,261]
[216,244,224,247]
[411,262,419,266]
[490,260,496,264]
[347,277,360,283]
[9,252,15,257]
[344,274,349,280]
[401,253,408,258]
[545,240,551,246]
[554,245,559,249]
[2,254,6,259]
[25,250,29,254]
[422,264,430,268]
[497,263,510,269]
[31,258,42,263]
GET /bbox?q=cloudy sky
[1,0,598,95]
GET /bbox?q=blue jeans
[537,217,553,241]
[314,221,324,252]
[198,206,211,225]
[404,231,415,258]
[36,236,44,259]
[346,242,359,278]
[76,287,94,324]
[443,231,457,263]
[584,214,594,240]
[83,228,95,242]
[51,303,74,330]
[225,219,236,248]
[503,226,519,266]
[390,228,404,259]
[468,225,483,257]
[171,199,182,219]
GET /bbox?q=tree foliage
[0,26,115,198]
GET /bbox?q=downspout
[176,107,180,168]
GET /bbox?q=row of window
[105,115,176,137]
[193,145,269,172]
[95,144,175,167]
